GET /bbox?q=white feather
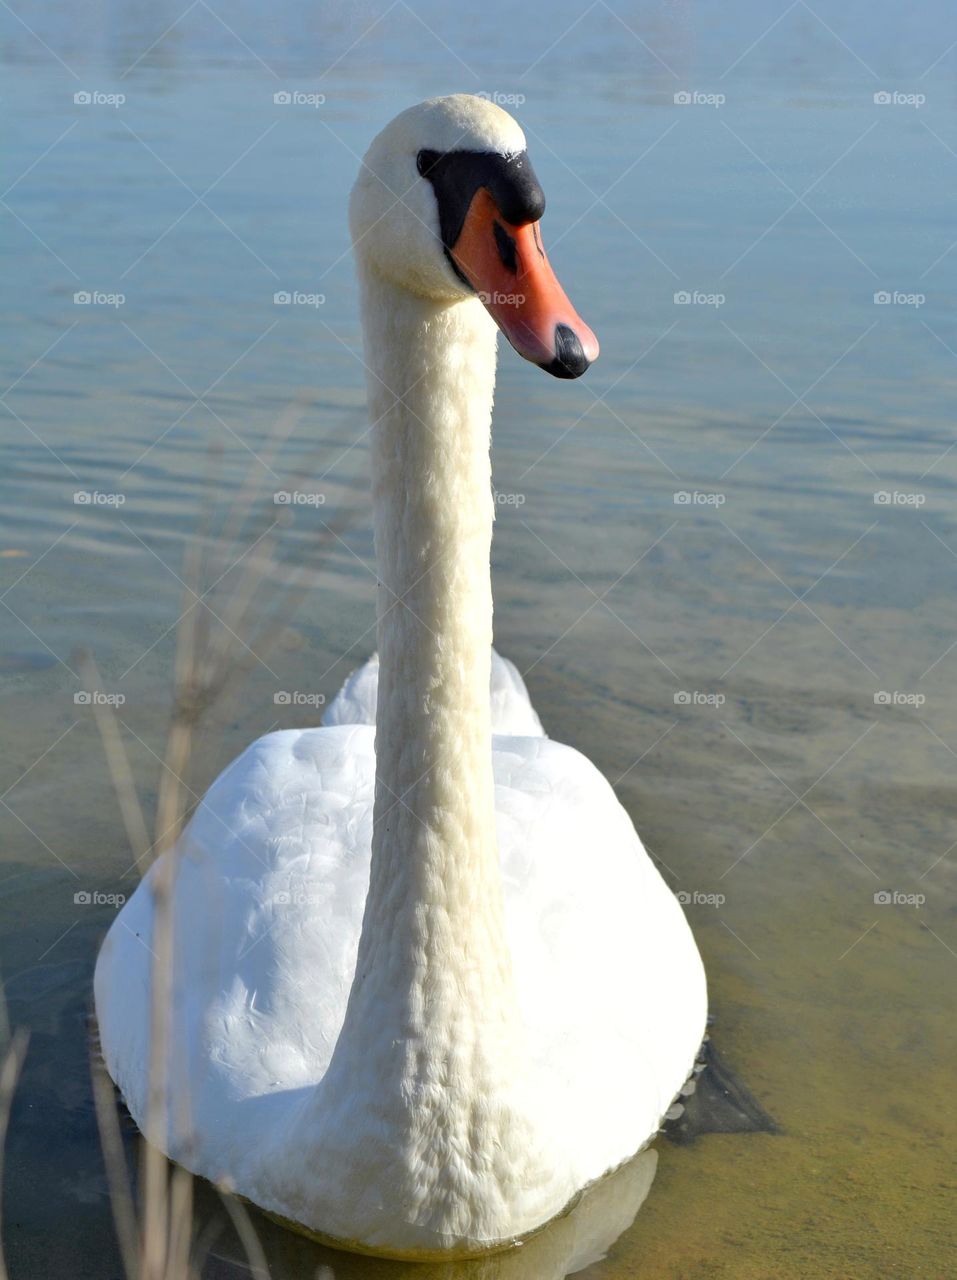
[323,649,545,738]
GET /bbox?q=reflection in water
[210,1151,657,1280]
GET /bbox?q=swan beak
[450,187,600,379]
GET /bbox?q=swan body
[323,649,545,737]
[95,93,707,1258]
[96,725,702,1253]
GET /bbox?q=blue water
[3,2,957,1275]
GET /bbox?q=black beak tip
[539,324,591,379]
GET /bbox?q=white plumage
[96,725,704,1251]
[323,649,545,737]
[95,94,707,1258]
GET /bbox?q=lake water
[2,2,956,1276]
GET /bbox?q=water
[3,2,957,1275]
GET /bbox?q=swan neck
[351,265,518,1040]
[296,265,564,1240]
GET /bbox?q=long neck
[297,267,557,1246]
[346,264,521,1059]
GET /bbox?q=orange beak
[449,187,599,379]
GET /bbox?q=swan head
[350,94,599,379]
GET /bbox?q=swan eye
[417,149,438,178]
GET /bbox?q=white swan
[323,649,545,737]
[95,94,707,1259]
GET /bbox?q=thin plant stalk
[83,432,355,1279]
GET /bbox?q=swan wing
[323,649,545,736]
[95,725,705,1246]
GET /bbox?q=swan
[94,93,707,1260]
[323,649,545,736]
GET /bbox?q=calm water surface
[2,3,956,1276]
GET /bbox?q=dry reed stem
[80,421,360,1279]
[92,1053,141,1280]
[79,652,152,873]
[0,1030,29,1280]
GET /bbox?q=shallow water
[2,2,957,1276]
